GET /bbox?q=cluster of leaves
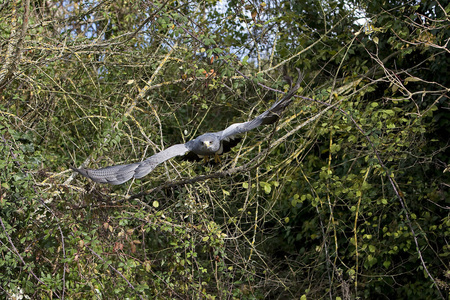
[0,0,449,299]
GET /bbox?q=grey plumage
[72,70,303,185]
[73,144,189,185]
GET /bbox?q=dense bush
[0,0,448,299]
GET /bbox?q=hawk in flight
[72,70,303,185]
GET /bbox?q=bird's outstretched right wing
[218,69,303,141]
[72,143,190,185]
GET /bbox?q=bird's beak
[203,141,211,148]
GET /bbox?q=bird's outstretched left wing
[72,143,190,185]
[218,69,303,141]
[71,162,140,185]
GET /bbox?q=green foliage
[0,0,449,299]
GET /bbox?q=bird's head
[194,134,220,154]
[202,140,213,148]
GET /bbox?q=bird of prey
[72,70,303,185]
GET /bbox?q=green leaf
[404,76,420,84]
[260,182,271,194]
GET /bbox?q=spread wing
[72,143,190,185]
[218,69,303,141]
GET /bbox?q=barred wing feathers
[72,144,190,185]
